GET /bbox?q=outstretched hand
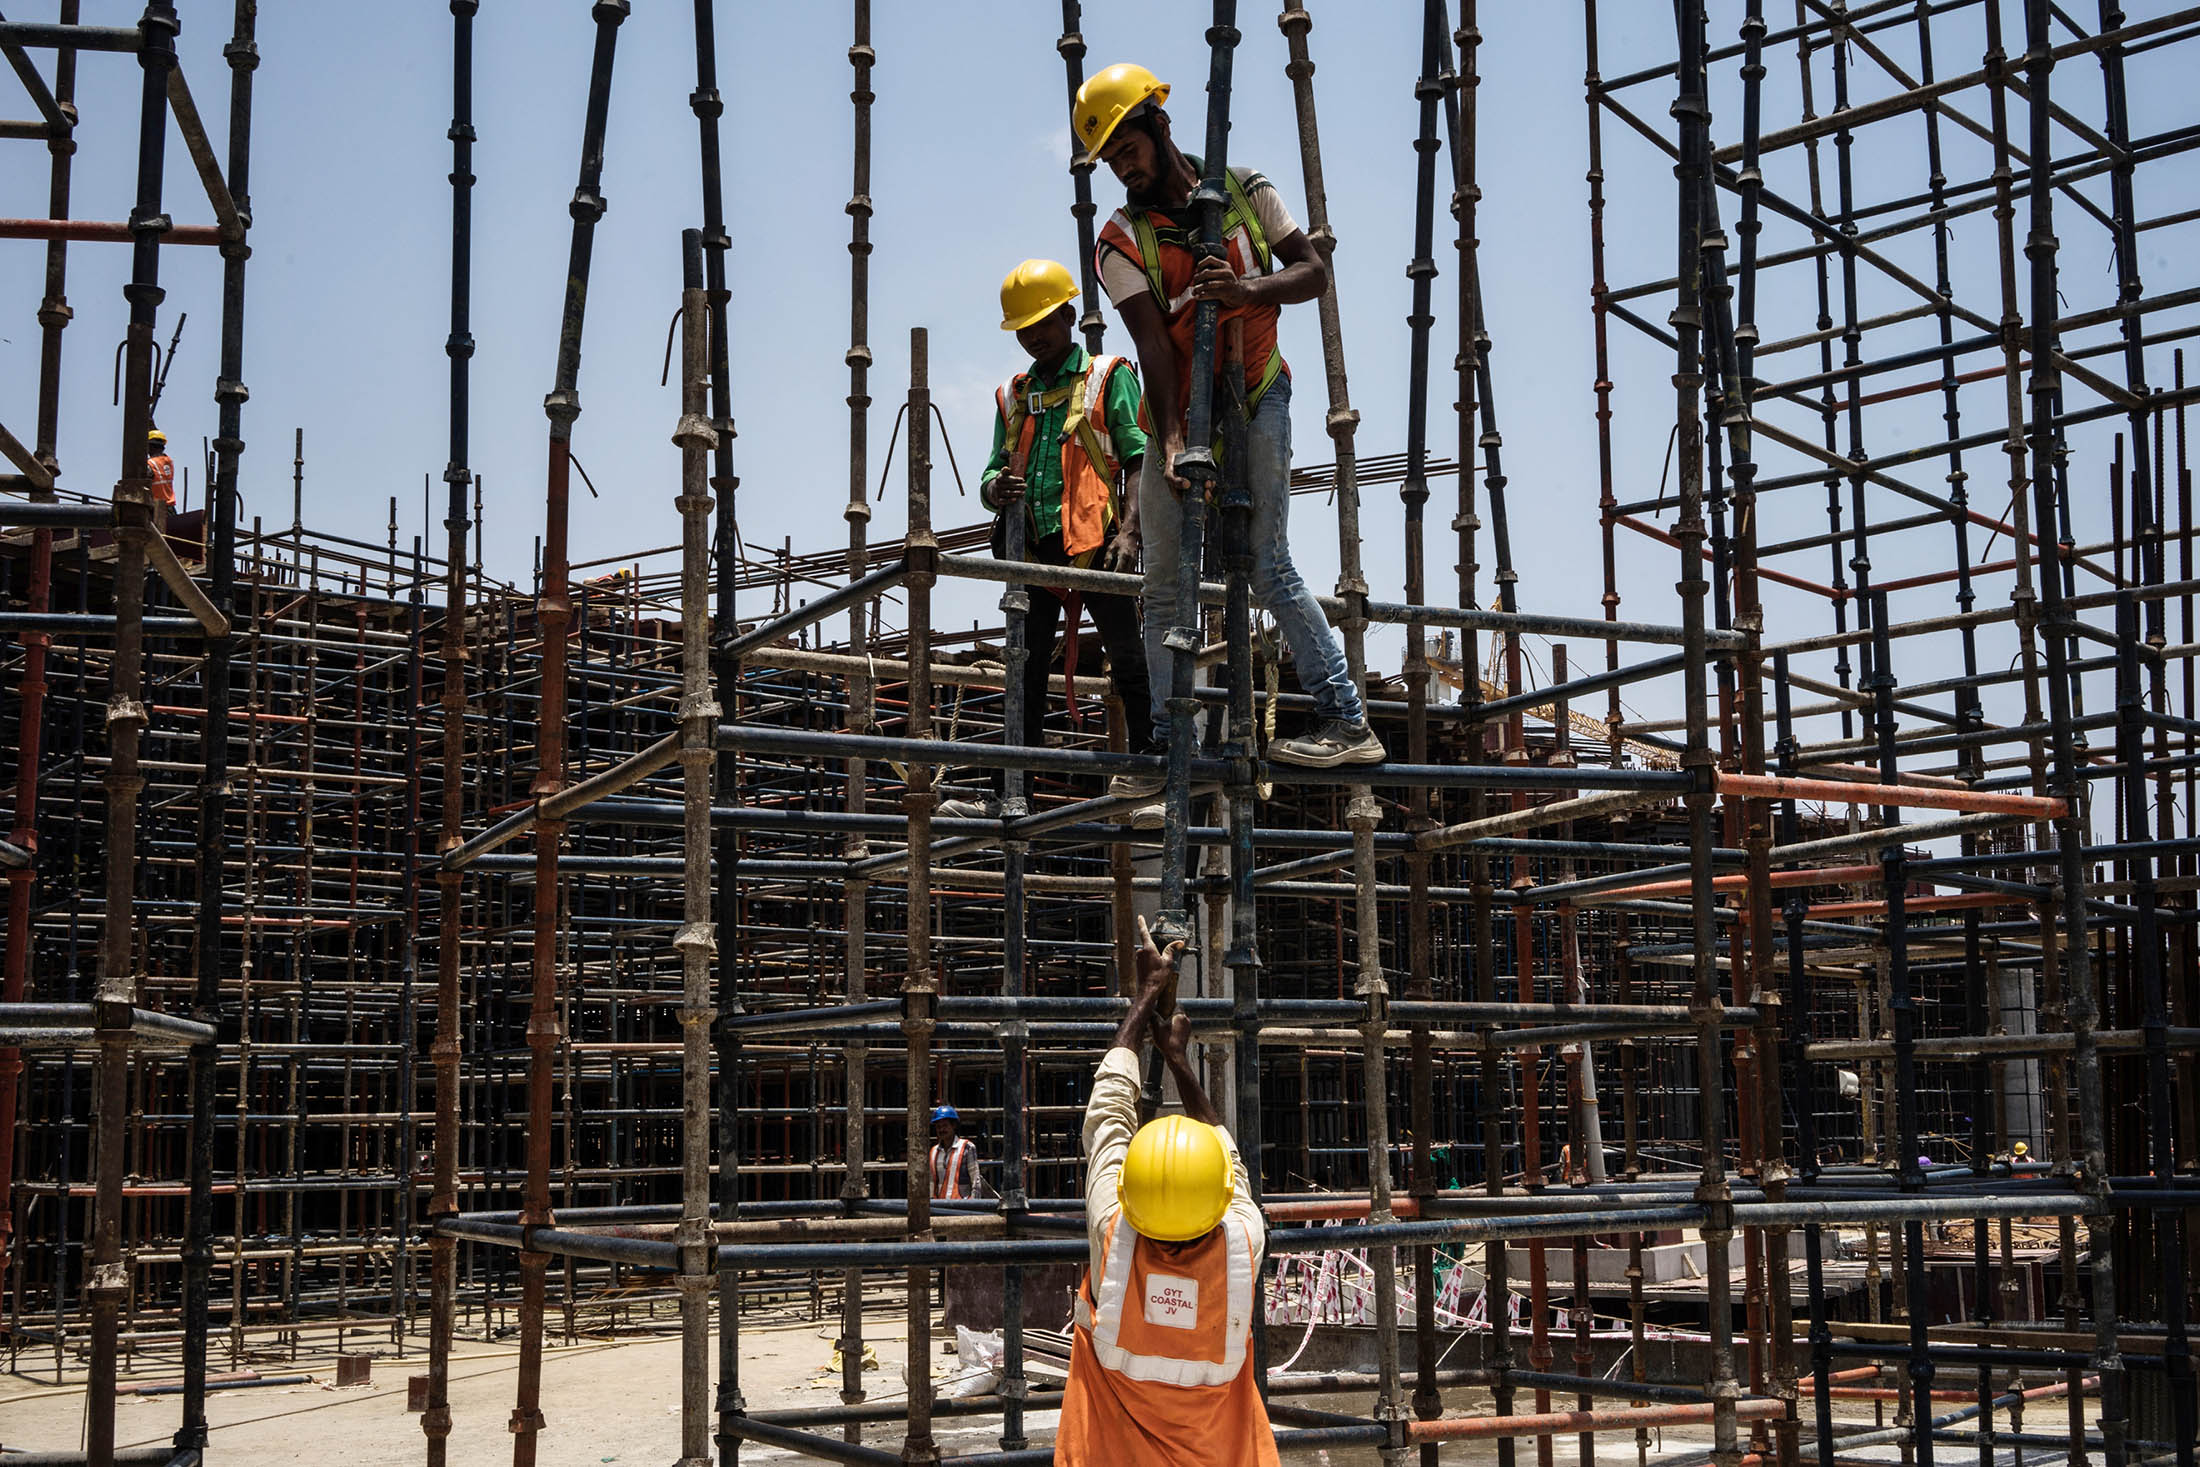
[1152,1009,1193,1061]
[1134,914,1184,1011]
[1115,914,1184,1052]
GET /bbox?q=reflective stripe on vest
[1071,1213,1255,1389]
[931,1138,973,1199]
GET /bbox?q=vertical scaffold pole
[673,229,721,1467]
[1156,2,1241,951]
[833,1,874,1448]
[1370,4,1447,1460]
[425,5,476,1462]
[2093,2,2195,1446]
[513,8,627,1463]
[0,0,80,1327]
[88,10,179,1466]
[997,266,1034,1467]
[180,0,256,1451]
[1057,1,1106,355]
[1670,7,1741,1467]
[901,326,941,1466]
[682,4,746,1452]
[2019,7,2126,1466]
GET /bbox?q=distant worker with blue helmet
[929,1103,989,1199]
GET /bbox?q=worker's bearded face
[1100,114,1178,209]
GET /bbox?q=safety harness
[1122,167,1286,415]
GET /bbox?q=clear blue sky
[4,2,2193,743]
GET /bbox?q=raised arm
[1113,912,1183,1050]
[1153,1011,1221,1127]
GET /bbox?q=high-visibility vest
[1095,165,1286,416]
[996,353,1128,562]
[148,454,175,509]
[1056,1212,1276,1467]
[930,1137,975,1200]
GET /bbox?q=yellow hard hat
[1074,63,1169,158]
[1000,259,1078,332]
[147,428,166,445]
[2012,1141,2029,1156]
[1119,1113,1232,1242]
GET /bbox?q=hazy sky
[4,2,2193,741]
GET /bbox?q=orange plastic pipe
[1714,772,2065,819]
[1409,1399,1787,1442]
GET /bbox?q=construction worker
[940,259,1164,826]
[1056,915,1274,1465]
[1075,63,1383,770]
[146,428,175,512]
[929,1105,989,1200]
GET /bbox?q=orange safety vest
[930,1137,976,1200]
[148,454,175,509]
[996,353,1127,562]
[1056,1212,1276,1467]
[1095,166,1286,417]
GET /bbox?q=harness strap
[1123,175,1285,419]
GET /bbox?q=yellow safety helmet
[1118,1113,1232,1242]
[999,259,1079,332]
[2012,1141,2029,1157]
[146,428,167,446]
[1074,62,1169,158]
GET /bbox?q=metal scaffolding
[3,3,2199,1467]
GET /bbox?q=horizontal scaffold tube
[0,20,142,50]
[1409,1400,1788,1442]
[0,217,222,245]
[0,1003,215,1047]
[936,552,1746,649]
[718,558,909,659]
[718,996,1759,1036]
[1713,770,2067,817]
[0,500,109,527]
[439,732,682,870]
[0,612,208,637]
[714,724,1687,791]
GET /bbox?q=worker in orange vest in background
[146,427,175,515]
[1056,916,1276,1466]
[928,1106,989,1200]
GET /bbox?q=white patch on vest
[1142,1272,1199,1329]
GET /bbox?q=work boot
[1107,769,1168,830]
[1269,718,1387,769]
[935,794,1001,821]
[1105,770,1167,801]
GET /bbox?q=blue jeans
[1140,374,1363,746]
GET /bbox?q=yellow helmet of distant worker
[1118,1113,1232,1242]
[1073,63,1169,158]
[147,428,166,446]
[2012,1141,2029,1157]
[999,259,1079,332]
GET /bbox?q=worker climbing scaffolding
[1079,60,1384,773]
